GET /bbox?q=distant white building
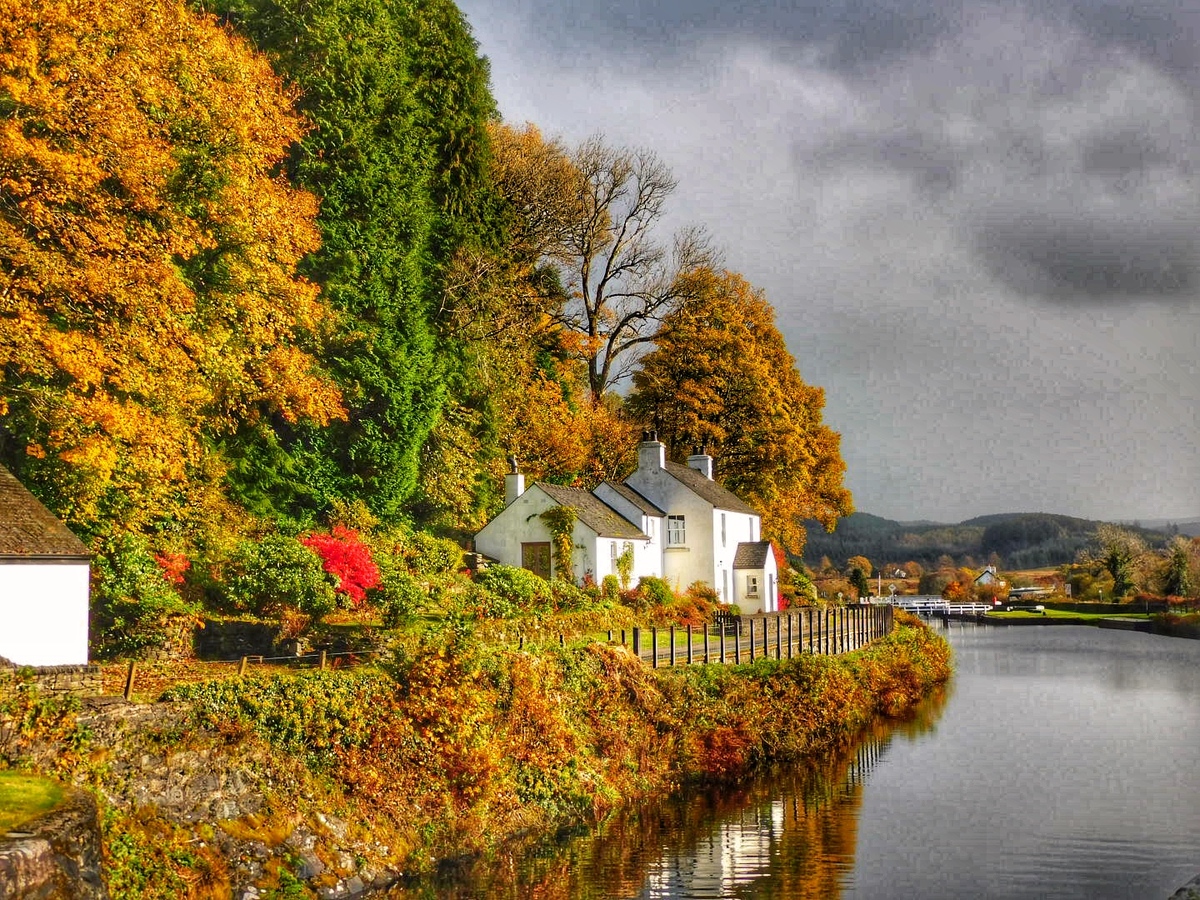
[474,435,780,612]
[0,466,91,666]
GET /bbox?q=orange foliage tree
[0,0,342,537]
[627,268,853,556]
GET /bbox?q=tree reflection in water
[382,685,950,900]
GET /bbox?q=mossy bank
[1,613,949,898]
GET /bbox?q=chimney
[687,450,713,479]
[504,472,525,506]
[504,455,524,506]
[638,430,665,472]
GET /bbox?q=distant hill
[801,511,1171,571]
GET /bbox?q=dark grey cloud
[795,6,1200,303]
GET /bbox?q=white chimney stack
[687,452,713,480]
[637,430,665,472]
[504,472,525,506]
[504,453,524,505]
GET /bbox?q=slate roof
[535,484,649,540]
[0,466,89,558]
[599,480,666,517]
[660,461,759,516]
[732,541,773,569]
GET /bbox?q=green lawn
[986,609,1149,621]
[0,772,62,833]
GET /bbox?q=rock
[296,850,324,879]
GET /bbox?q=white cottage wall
[0,561,90,665]
[473,486,560,574]
[710,509,760,605]
[626,466,715,594]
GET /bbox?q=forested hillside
[0,0,851,641]
[802,511,1171,571]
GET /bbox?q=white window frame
[667,515,686,547]
[747,575,760,597]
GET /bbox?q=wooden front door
[521,542,552,580]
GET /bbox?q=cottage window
[610,540,618,569]
[747,575,760,597]
[721,513,727,547]
[667,515,686,547]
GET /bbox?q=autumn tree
[1160,536,1195,598]
[414,124,654,531]
[1090,524,1147,599]
[627,268,853,555]
[0,0,342,537]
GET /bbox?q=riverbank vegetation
[1,612,949,896]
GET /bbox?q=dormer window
[667,515,686,547]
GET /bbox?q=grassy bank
[0,771,62,832]
[3,612,950,897]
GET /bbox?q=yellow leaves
[0,0,343,534]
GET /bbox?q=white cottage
[0,465,91,666]
[474,436,782,612]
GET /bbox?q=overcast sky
[457,0,1200,524]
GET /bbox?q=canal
[381,622,1200,899]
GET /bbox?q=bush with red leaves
[301,526,380,606]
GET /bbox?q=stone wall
[194,619,385,662]
[0,660,101,699]
[0,788,107,900]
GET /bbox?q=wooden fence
[606,604,894,668]
[114,605,895,698]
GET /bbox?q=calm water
[384,624,1200,899]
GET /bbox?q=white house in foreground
[474,435,780,612]
[0,465,91,666]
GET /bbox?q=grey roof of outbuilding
[535,484,649,540]
[599,480,666,517]
[661,461,759,516]
[732,541,773,569]
[0,466,90,558]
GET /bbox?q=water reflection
[382,690,949,900]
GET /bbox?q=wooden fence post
[687,625,693,665]
[670,626,676,667]
[704,626,710,664]
[749,619,756,662]
[651,627,658,668]
[123,660,137,701]
[238,656,248,676]
[735,624,741,664]
[632,627,640,659]
[720,628,726,664]
[787,613,793,659]
[775,615,782,659]
[320,650,327,671]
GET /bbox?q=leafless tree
[555,135,714,401]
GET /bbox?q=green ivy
[538,506,577,583]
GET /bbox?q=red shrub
[155,552,190,585]
[301,526,380,605]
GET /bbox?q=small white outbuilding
[0,466,91,666]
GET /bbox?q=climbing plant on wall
[616,543,635,591]
[538,507,577,583]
